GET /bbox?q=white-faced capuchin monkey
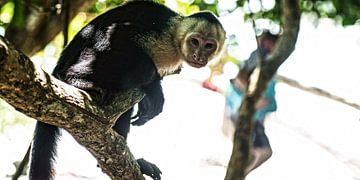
[30,1,226,180]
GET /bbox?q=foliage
[88,0,124,14]
[262,0,360,25]
[189,0,219,15]
[1,0,359,37]
[186,0,360,25]
[0,1,14,29]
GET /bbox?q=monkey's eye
[205,43,214,49]
[190,38,200,47]
[204,42,216,51]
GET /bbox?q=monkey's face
[183,33,220,68]
[180,14,226,68]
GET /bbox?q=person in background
[223,31,279,174]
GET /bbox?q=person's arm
[258,79,277,112]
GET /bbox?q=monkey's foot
[137,158,162,180]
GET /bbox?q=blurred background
[0,0,359,179]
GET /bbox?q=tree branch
[0,36,146,179]
[276,75,360,110]
[225,0,301,179]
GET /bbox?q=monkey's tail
[29,122,61,180]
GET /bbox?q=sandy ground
[1,72,359,180]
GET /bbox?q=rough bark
[225,0,301,179]
[4,0,97,57]
[0,36,145,179]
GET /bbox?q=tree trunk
[0,36,145,179]
[225,0,301,179]
[4,0,97,57]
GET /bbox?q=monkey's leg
[113,109,162,180]
[132,80,164,126]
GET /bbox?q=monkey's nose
[192,53,202,62]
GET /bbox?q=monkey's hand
[137,158,162,180]
[131,80,164,126]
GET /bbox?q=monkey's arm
[132,80,164,126]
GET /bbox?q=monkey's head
[178,11,226,68]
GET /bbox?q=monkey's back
[53,1,179,90]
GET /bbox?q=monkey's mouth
[186,57,207,68]
[186,61,207,68]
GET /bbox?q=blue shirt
[225,79,276,122]
[225,50,277,122]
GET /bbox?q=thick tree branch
[0,36,145,180]
[5,0,97,57]
[225,0,301,179]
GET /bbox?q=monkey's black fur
[30,1,225,180]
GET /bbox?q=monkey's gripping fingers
[132,80,164,126]
[137,158,162,180]
[131,94,164,126]
[131,116,150,126]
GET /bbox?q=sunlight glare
[0,27,4,36]
[217,0,237,13]
[249,0,262,13]
[177,0,195,4]
[204,0,216,4]
[262,0,276,11]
